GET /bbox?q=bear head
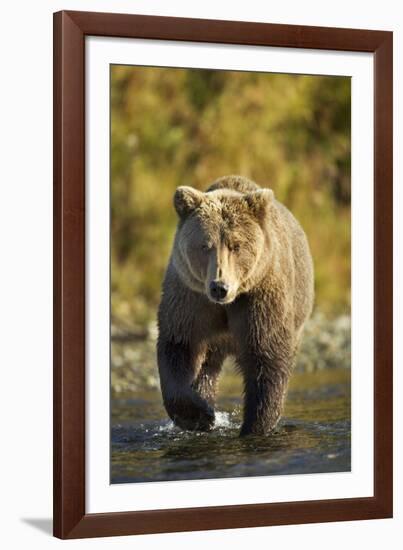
[172,185,274,304]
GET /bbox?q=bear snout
[209,280,229,302]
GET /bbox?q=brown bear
[157,175,314,436]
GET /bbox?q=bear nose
[209,281,229,301]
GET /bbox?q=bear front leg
[238,346,292,436]
[228,293,296,437]
[157,337,215,432]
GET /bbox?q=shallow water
[111,368,350,483]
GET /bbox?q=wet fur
[157,175,314,436]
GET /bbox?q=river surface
[111,368,350,484]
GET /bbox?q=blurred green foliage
[111,66,350,327]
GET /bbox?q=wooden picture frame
[53,10,393,539]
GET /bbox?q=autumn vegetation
[111,65,351,332]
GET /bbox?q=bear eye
[232,243,241,252]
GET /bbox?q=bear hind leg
[191,346,226,406]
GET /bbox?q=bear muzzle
[209,280,228,300]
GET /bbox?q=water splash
[215,411,233,428]
[156,420,175,433]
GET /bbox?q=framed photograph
[53,10,393,539]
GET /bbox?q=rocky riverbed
[111,312,350,396]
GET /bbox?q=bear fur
[157,175,314,436]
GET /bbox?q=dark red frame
[53,10,393,539]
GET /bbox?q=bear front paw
[165,396,215,432]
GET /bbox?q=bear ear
[244,189,274,219]
[174,186,204,218]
